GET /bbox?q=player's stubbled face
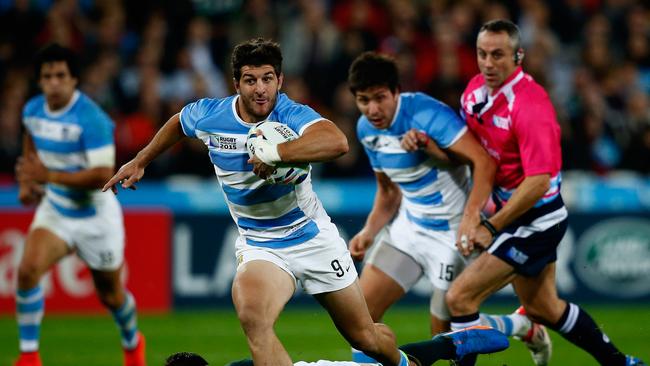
[39,61,78,110]
[354,85,399,130]
[476,30,518,92]
[235,65,283,123]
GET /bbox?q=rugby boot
[124,331,146,366]
[14,352,42,366]
[442,325,510,360]
[514,306,552,366]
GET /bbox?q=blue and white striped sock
[479,312,530,337]
[351,347,378,363]
[16,286,45,352]
[110,291,139,349]
[398,350,410,366]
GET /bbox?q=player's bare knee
[17,262,43,288]
[236,304,273,335]
[522,301,561,325]
[445,286,469,314]
[345,326,378,353]
[96,289,123,310]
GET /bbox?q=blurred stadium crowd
[0,0,649,184]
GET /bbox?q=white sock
[479,312,531,337]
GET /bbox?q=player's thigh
[21,200,77,278]
[362,239,423,320]
[73,197,125,271]
[447,252,515,306]
[358,264,406,321]
[513,262,565,324]
[232,259,295,323]
[313,279,377,340]
[20,227,71,278]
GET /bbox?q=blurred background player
[347,51,550,365]
[13,44,145,366]
[104,38,424,366]
[446,19,646,366]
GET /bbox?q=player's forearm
[134,113,184,166]
[22,132,36,156]
[463,154,496,217]
[363,186,401,237]
[47,167,114,189]
[487,174,550,231]
[277,121,349,163]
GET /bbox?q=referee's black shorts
[488,196,568,277]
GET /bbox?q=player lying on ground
[165,326,509,366]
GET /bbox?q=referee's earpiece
[514,49,524,65]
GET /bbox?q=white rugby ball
[246,121,309,185]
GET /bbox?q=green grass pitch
[1,304,648,365]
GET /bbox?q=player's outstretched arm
[445,132,496,256]
[277,120,349,164]
[103,113,185,194]
[349,172,401,261]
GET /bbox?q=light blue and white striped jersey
[357,92,470,231]
[180,93,328,248]
[23,90,116,218]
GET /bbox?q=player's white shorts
[30,193,125,271]
[235,219,357,295]
[366,209,473,320]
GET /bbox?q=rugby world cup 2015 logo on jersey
[207,135,241,151]
[574,218,650,298]
[492,115,511,130]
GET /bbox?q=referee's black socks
[549,302,627,366]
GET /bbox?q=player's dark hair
[479,19,522,53]
[231,38,283,80]
[34,43,80,79]
[348,51,399,95]
[165,352,208,366]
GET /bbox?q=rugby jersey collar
[44,90,80,118]
[232,93,283,128]
[475,67,525,116]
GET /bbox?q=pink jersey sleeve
[512,86,562,177]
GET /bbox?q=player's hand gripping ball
[246,121,310,185]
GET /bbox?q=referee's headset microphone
[514,48,524,65]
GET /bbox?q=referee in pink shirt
[444,19,645,366]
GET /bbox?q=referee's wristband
[480,219,498,237]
